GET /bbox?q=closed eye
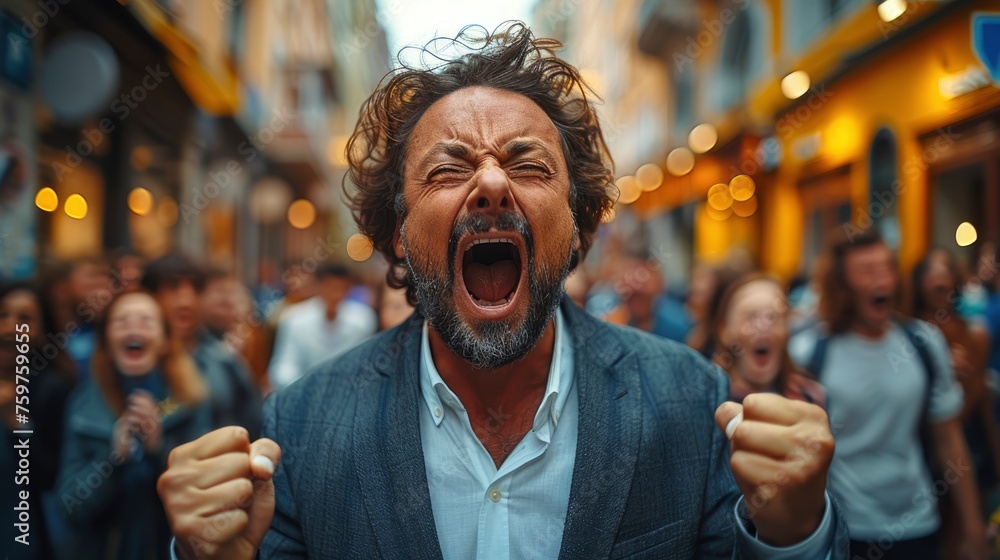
[428,166,472,180]
[507,162,552,176]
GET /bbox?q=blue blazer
[260,298,849,559]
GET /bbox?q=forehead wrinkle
[406,88,567,179]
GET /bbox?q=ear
[571,223,582,253]
[392,218,405,260]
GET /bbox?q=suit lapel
[558,300,643,560]
[353,313,444,560]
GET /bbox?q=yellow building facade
[636,0,1000,279]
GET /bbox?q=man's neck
[428,319,556,467]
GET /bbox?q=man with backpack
[789,227,986,559]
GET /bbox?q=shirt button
[434,407,442,418]
[554,411,561,422]
[489,489,502,503]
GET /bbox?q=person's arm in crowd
[33,375,73,491]
[55,422,125,522]
[977,400,1000,490]
[267,315,300,391]
[932,418,987,556]
[968,326,1000,484]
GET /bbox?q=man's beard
[401,212,573,369]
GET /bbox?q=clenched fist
[157,426,282,560]
[714,393,834,547]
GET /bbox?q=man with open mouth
[789,228,985,560]
[159,23,848,559]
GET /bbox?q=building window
[783,0,867,54]
[709,2,771,113]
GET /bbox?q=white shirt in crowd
[267,296,377,389]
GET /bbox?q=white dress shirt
[268,296,377,389]
[419,309,835,560]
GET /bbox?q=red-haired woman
[712,273,825,407]
[56,291,210,559]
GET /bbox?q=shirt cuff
[734,493,834,560]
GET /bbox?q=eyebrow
[504,139,545,156]
[419,138,558,168]
[421,142,472,163]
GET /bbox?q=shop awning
[125,0,240,116]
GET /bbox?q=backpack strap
[897,320,939,473]
[807,331,831,383]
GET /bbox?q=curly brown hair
[344,22,616,305]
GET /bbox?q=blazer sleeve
[691,361,744,558]
[259,392,308,559]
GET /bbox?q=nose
[466,164,515,216]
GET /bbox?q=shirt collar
[419,309,573,435]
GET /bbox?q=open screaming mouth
[123,337,148,359]
[460,235,524,308]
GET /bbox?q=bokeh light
[635,163,664,192]
[616,175,641,204]
[878,0,907,23]
[781,70,811,100]
[64,194,88,219]
[35,187,58,212]
[347,233,374,261]
[688,123,718,154]
[729,175,756,201]
[706,203,732,221]
[128,187,154,216]
[287,199,316,229]
[956,222,977,247]
[707,183,733,211]
[666,147,695,177]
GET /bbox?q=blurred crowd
[3,225,1000,558]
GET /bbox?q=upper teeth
[465,237,514,251]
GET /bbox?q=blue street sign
[973,13,1000,83]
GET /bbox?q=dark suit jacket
[260,299,849,559]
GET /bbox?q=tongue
[463,260,519,303]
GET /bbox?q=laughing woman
[712,273,826,407]
[56,291,210,560]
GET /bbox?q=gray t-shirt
[789,321,963,541]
